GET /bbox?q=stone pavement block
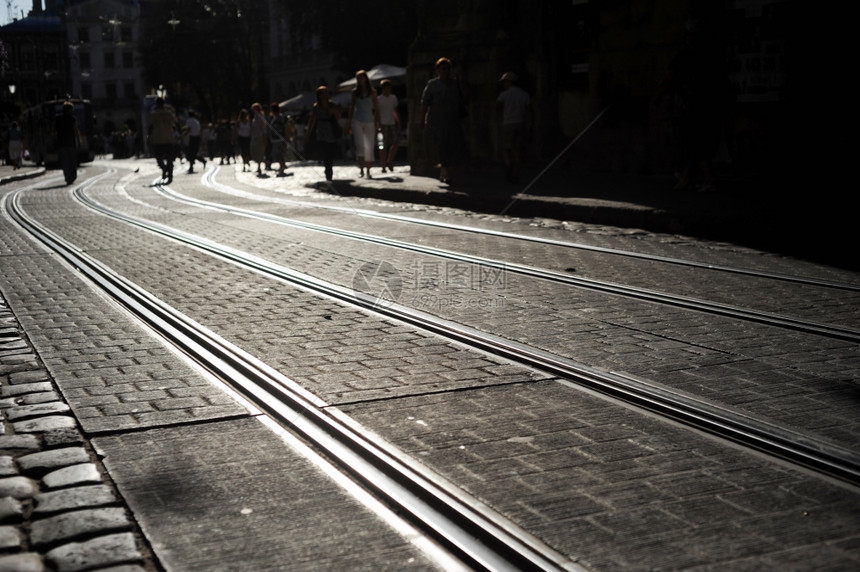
[16,447,90,475]
[43,464,102,489]
[45,532,141,572]
[18,391,62,405]
[0,552,44,572]
[5,401,71,421]
[8,370,50,385]
[1,383,53,397]
[42,428,85,448]
[11,416,77,434]
[0,525,22,549]
[0,476,38,499]
[30,507,130,548]
[0,457,15,477]
[0,434,41,451]
[33,485,117,516]
[0,497,23,523]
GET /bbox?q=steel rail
[150,181,860,343]
[67,182,860,487]
[203,168,860,292]
[5,180,579,571]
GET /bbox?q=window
[44,51,59,71]
[101,26,113,42]
[81,83,92,100]
[79,52,90,69]
[106,82,117,101]
[122,51,133,68]
[104,52,115,68]
[78,27,89,42]
[124,81,136,98]
[120,26,132,42]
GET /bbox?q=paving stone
[0,398,17,408]
[1,382,53,398]
[0,496,23,523]
[0,552,45,572]
[0,339,27,352]
[5,402,71,421]
[42,464,102,489]
[8,370,50,385]
[0,476,38,499]
[0,525,22,549]
[0,434,41,452]
[33,485,117,517]
[30,507,130,548]
[42,428,84,448]
[18,391,62,405]
[0,456,15,477]
[17,448,90,475]
[45,532,141,572]
[12,416,77,434]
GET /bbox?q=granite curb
[0,166,45,187]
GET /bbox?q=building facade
[64,0,142,136]
[0,1,68,112]
[1,0,144,141]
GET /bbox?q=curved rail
[204,168,860,293]
[50,180,860,487]
[151,180,860,343]
[4,179,582,571]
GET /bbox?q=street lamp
[156,84,166,99]
[8,84,15,95]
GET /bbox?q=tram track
[7,172,859,490]
[4,175,578,572]
[203,168,860,293]
[146,173,860,342]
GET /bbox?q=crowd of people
[145,99,301,184]
[5,47,728,194]
[6,56,538,189]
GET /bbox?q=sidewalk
[299,161,848,270]
[0,163,45,186]
[2,159,850,270]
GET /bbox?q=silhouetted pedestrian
[203,121,216,160]
[183,110,206,173]
[268,102,289,177]
[55,102,81,184]
[250,102,267,176]
[419,57,467,185]
[148,97,178,183]
[347,70,380,178]
[236,109,251,171]
[378,79,401,173]
[7,121,24,170]
[496,72,530,183]
[305,86,342,182]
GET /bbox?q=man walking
[268,102,289,177]
[184,110,206,174]
[55,101,80,185]
[496,72,531,183]
[148,97,178,183]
